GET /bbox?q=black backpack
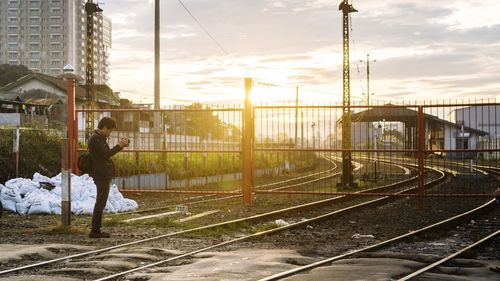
[77,152,92,175]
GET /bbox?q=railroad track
[112,156,415,224]
[0,164,443,280]
[108,155,342,217]
[258,199,500,281]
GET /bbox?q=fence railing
[2,98,500,207]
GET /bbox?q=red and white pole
[61,64,80,226]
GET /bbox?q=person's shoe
[89,231,110,238]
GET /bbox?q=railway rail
[0,162,440,279]
[258,199,499,281]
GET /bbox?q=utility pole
[339,0,357,188]
[361,53,376,106]
[294,85,299,147]
[155,0,160,110]
[84,0,102,140]
[360,53,376,160]
[154,0,162,149]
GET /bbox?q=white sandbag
[5,178,22,189]
[80,182,97,200]
[27,199,51,215]
[19,182,39,196]
[1,198,16,213]
[70,182,84,202]
[3,173,139,215]
[24,189,50,206]
[73,199,95,215]
[51,206,61,215]
[49,199,61,215]
[121,198,139,212]
[108,184,124,200]
[50,173,62,187]
[16,202,29,215]
[105,201,117,213]
[0,185,22,213]
[50,186,61,196]
[107,196,122,213]
[32,172,51,183]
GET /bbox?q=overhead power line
[176,0,229,55]
[116,89,199,103]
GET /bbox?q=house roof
[0,72,119,106]
[348,105,489,136]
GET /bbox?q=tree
[0,64,32,87]
[383,128,403,143]
[163,103,241,141]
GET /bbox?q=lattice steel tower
[339,0,357,188]
[85,0,103,140]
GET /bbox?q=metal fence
[3,82,499,210]
[72,100,500,205]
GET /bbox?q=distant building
[450,105,500,137]
[451,105,500,159]
[341,106,488,159]
[0,0,111,84]
[0,72,119,127]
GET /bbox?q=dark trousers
[91,179,111,233]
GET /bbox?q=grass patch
[253,222,279,233]
[183,221,252,238]
[34,224,88,235]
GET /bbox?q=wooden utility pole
[153,0,162,149]
[155,0,160,110]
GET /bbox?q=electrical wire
[116,89,200,104]
[176,0,230,55]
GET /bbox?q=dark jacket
[88,130,122,180]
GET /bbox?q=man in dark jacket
[88,117,129,238]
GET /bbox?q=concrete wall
[113,164,295,190]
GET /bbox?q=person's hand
[119,138,130,148]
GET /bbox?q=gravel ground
[0,171,498,280]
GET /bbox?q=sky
[102,0,500,106]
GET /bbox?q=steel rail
[257,198,497,281]
[396,229,500,281]
[266,156,360,192]
[92,167,446,281]
[0,160,425,277]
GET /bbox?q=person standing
[88,117,129,238]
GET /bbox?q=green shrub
[0,127,318,182]
[113,151,317,179]
[0,129,62,183]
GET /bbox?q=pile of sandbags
[0,172,138,215]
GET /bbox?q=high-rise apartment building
[0,0,111,84]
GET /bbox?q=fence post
[417,106,425,210]
[61,138,71,227]
[61,67,79,172]
[13,127,20,178]
[242,78,254,204]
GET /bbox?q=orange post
[66,77,76,171]
[242,78,254,204]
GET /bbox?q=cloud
[102,0,500,104]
